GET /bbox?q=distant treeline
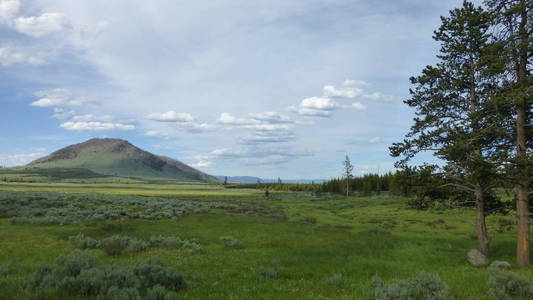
[225,166,526,213]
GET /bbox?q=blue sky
[0,0,481,178]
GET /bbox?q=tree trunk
[515,0,530,267]
[475,183,489,256]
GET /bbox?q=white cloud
[216,112,255,125]
[343,79,370,87]
[0,148,47,167]
[52,108,75,120]
[31,89,97,107]
[322,84,364,99]
[191,160,212,167]
[0,0,19,23]
[351,102,367,111]
[369,136,381,144]
[59,121,135,131]
[13,12,70,37]
[250,111,292,124]
[0,47,47,66]
[180,122,215,133]
[300,97,338,110]
[146,111,196,122]
[31,88,70,107]
[192,146,312,167]
[71,114,113,122]
[363,92,396,102]
[240,131,296,145]
[145,130,163,137]
[289,97,339,117]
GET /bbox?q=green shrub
[145,285,178,300]
[487,269,533,300]
[28,252,186,299]
[219,236,244,249]
[69,233,100,249]
[100,235,132,256]
[370,272,454,300]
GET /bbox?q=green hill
[27,138,218,182]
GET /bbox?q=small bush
[69,233,100,249]
[219,236,244,249]
[149,236,184,249]
[370,272,454,300]
[487,269,533,300]
[100,235,131,256]
[145,285,178,300]
[28,252,186,299]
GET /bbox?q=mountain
[215,176,326,184]
[28,138,218,182]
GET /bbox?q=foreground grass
[0,182,531,299]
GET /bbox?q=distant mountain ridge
[215,176,325,184]
[28,138,218,182]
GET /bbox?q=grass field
[0,181,531,299]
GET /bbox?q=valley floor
[0,181,531,299]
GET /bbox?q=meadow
[0,180,532,299]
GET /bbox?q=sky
[0,0,483,179]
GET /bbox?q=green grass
[0,181,531,299]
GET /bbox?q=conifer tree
[484,0,532,266]
[390,1,499,255]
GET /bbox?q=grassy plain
[0,180,531,299]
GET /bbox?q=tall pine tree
[485,0,532,266]
[390,1,500,255]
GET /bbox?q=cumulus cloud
[351,102,367,111]
[0,47,47,66]
[322,84,364,99]
[13,12,70,37]
[59,121,135,131]
[216,112,255,125]
[289,97,339,117]
[146,111,196,122]
[0,0,19,23]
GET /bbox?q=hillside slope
[28,138,217,182]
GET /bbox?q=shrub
[149,236,184,249]
[54,250,97,278]
[133,259,186,290]
[100,235,132,256]
[69,233,100,249]
[28,252,186,299]
[219,236,244,249]
[370,272,454,300]
[487,269,533,300]
[96,286,141,300]
[145,285,178,300]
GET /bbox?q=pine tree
[485,0,532,266]
[390,1,499,255]
[342,155,354,197]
